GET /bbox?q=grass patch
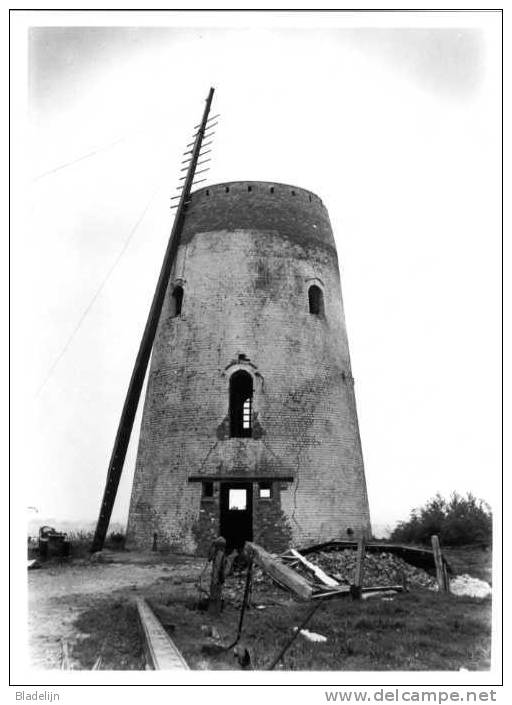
[71,598,145,670]
[46,545,491,671]
[145,587,491,671]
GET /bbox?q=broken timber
[312,584,404,600]
[136,598,189,670]
[287,548,339,588]
[244,542,313,600]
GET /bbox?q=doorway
[219,483,253,552]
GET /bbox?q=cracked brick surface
[126,182,371,554]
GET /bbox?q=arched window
[308,285,324,316]
[172,285,183,317]
[229,371,253,438]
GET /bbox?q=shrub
[105,531,126,550]
[390,492,492,547]
[67,530,95,558]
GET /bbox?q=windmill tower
[126,180,371,554]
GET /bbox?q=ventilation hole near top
[225,186,230,193]
[172,285,184,317]
[291,190,296,196]
[309,195,312,202]
[308,285,324,316]
[206,189,210,196]
[270,186,274,194]
[248,185,252,192]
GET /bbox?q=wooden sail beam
[243,542,314,601]
[91,88,215,552]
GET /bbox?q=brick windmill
[92,89,371,555]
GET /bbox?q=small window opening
[172,285,184,316]
[270,186,274,194]
[291,190,296,196]
[225,186,230,193]
[248,185,252,192]
[229,488,247,510]
[202,481,214,498]
[206,189,210,196]
[259,482,271,499]
[308,285,324,316]
[308,194,312,202]
[230,370,253,438]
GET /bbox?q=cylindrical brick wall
[126,181,371,554]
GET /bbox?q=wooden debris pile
[214,539,442,611]
[289,548,437,591]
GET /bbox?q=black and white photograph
[9,7,503,695]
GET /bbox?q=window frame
[229,370,254,438]
[258,482,272,500]
[171,284,184,317]
[308,284,324,316]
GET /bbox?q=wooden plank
[311,586,351,599]
[289,548,339,587]
[312,584,403,600]
[136,598,189,670]
[244,542,313,600]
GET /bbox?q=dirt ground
[27,552,205,669]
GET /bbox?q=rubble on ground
[292,548,437,590]
[221,546,437,605]
[223,564,277,606]
[449,574,492,598]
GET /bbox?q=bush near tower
[390,492,492,547]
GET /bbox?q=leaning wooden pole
[91,88,215,552]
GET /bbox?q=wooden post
[442,559,450,593]
[351,536,366,599]
[208,537,226,615]
[431,535,448,592]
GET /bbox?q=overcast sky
[11,11,502,536]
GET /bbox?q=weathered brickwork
[254,485,294,554]
[126,181,372,553]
